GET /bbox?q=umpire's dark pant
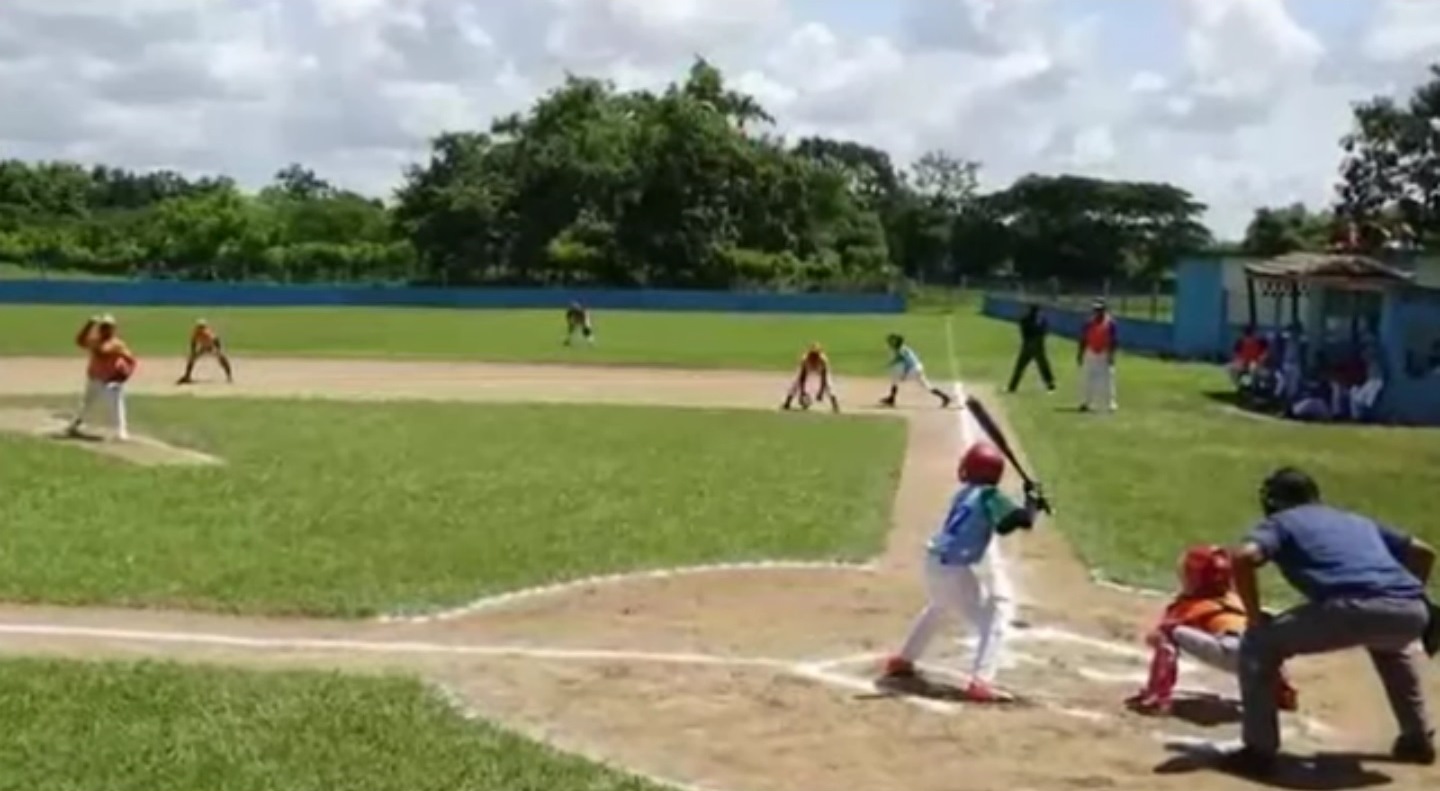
[1007,342,1055,392]
[1240,597,1431,754]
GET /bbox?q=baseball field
[1,304,1437,791]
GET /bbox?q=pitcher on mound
[879,441,1047,702]
[782,342,840,412]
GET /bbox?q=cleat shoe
[878,396,896,408]
[879,656,917,680]
[1392,732,1437,765]
[962,680,1015,704]
[1124,691,1171,715]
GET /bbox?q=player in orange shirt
[176,319,233,385]
[64,314,138,441]
[1125,545,1298,715]
[782,342,840,412]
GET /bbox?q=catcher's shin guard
[1127,640,1179,713]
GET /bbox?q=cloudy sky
[2,0,1439,239]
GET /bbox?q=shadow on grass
[1154,742,1394,790]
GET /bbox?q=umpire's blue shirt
[1248,504,1425,603]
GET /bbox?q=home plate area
[818,623,1333,749]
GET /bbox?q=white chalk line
[380,560,875,624]
[0,623,794,669]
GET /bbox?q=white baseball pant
[895,557,1005,684]
[1080,351,1116,411]
[73,378,129,440]
[890,364,936,392]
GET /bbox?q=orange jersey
[1159,592,1246,636]
[800,350,829,372]
[85,336,137,381]
[192,326,218,350]
[1082,317,1116,353]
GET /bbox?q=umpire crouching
[1228,468,1438,775]
[1006,304,1056,393]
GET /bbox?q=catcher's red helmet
[958,442,1005,485]
[1179,545,1232,596]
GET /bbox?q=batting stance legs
[893,558,1006,686]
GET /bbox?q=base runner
[564,302,595,346]
[177,319,234,385]
[782,343,840,412]
[879,442,1047,702]
[880,333,952,408]
[1125,545,1298,715]
[65,314,137,442]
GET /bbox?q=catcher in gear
[1125,545,1297,715]
[64,314,137,441]
[879,441,1045,703]
[177,318,234,384]
[782,343,840,412]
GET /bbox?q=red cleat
[962,679,1015,704]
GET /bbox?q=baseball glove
[799,392,813,409]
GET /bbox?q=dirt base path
[0,357,1434,791]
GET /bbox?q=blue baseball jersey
[928,484,1022,566]
[892,345,922,371]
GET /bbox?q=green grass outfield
[0,396,904,617]
[0,305,1015,376]
[0,659,658,791]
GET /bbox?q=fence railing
[913,277,1174,321]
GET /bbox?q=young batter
[177,319,234,385]
[880,442,1046,702]
[880,333,952,408]
[65,314,137,441]
[782,342,840,412]
[1125,545,1299,715]
[564,302,595,346]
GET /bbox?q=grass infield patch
[0,396,905,617]
[0,658,660,791]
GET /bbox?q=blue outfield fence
[982,294,1177,356]
[0,280,905,314]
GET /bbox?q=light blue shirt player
[928,484,1030,566]
[893,344,922,375]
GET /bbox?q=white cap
[97,314,117,326]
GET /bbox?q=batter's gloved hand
[1023,481,1052,515]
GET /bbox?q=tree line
[1241,63,1440,258]
[1,60,1215,291]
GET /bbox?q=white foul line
[0,623,792,669]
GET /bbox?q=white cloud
[4,0,1440,240]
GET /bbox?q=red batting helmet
[1179,545,1232,596]
[958,442,1006,485]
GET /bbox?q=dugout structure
[1239,251,1440,425]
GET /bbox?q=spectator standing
[1006,304,1056,394]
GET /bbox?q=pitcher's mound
[0,408,223,467]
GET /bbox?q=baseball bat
[963,394,1053,512]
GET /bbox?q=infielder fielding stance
[65,314,137,442]
[782,343,840,412]
[564,302,595,346]
[1125,545,1298,715]
[880,333,952,408]
[177,319,233,385]
[880,441,1047,703]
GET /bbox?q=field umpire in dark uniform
[1006,304,1056,393]
[1227,467,1438,775]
